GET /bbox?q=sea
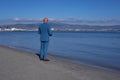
[0,31,120,72]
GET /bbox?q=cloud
[13,18,21,21]
[0,18,120,25]
[57,18,120,25]
[0,18,43,25]
[12,18,42,22]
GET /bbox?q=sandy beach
[0,45,120,80]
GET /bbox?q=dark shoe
[43,59,50,61]
[35,53,43,61]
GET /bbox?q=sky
[0,0,120,25]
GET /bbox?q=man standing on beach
[38,18,52,61]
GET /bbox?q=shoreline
[0,45,120,80]
[50,54,120,73]
[1,45,120,73]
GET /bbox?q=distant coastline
[0,28,120,32]
[0,23,120,32]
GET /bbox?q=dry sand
[0,45,120,80]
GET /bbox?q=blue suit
[38,23,52,59]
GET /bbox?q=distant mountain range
[0,22,120,31]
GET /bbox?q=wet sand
[0,45,120,80]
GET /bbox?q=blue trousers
[40,41,49,59]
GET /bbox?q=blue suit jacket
[38,23,52,41]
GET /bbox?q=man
[38,18,52,61]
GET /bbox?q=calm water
[0,31,120,71]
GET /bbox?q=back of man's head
[43,18,48,23]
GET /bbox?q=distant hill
[0,22,120,31]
